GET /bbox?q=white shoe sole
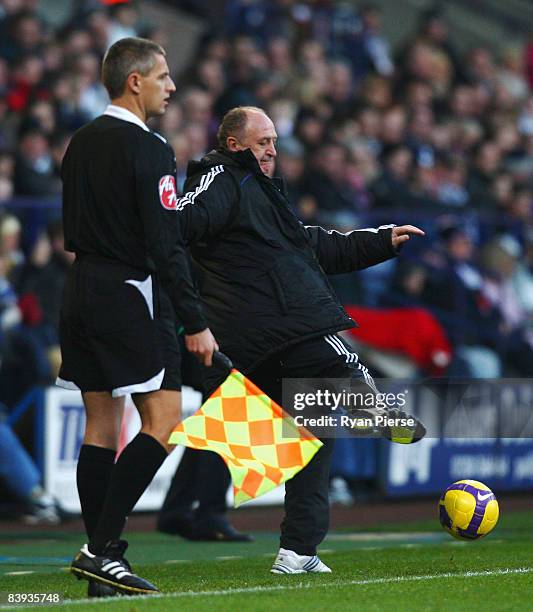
[270,566,305,574]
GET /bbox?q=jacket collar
[188,148,266,176]
[220,149,289,197]
[213,149,288,190]
[187,148,286,192]
[103,104,150,132]
[215,148,264,174]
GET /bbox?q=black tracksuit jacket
[178,148,397,373]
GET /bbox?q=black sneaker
[71,540,159,595]
[87,553,134,597]
[87,549,134,597]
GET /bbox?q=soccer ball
[438,479,499,540]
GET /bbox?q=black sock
[89,433,167,554]
[76,445,116,539]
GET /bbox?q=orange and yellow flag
[169,369,323,507]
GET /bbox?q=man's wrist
[184,324,208,336]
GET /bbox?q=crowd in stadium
[0,0,532,408]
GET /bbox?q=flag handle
[212,350,233,374]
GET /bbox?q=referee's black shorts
[57,255,181,397]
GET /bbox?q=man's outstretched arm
[304,224,425,274]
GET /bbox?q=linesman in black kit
[57,37,218,596]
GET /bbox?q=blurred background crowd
[0,0,532,512]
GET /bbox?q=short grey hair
[102,37,165,99]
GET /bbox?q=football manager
[176,106,425,574]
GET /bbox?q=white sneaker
[329,477,355,506]
[23,489,61,525]
[271,548,332,574]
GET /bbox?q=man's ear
[226,136,240,152]
[126,71,142,95]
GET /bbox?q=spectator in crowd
[25,100,57,137]
[0,418,63,524]
[181,87,214,132]
[0,214,24,272]
[380,106,407,147]
[304,142,358,226]
[0,149,14,180]
[11,220,71,351]
[372,144,414,208]
[435,157,469,208]
[480,235,533,375]
[497,48,529,103]
[0,175,12,202]
[224,0,295,43]
[325,61,355,119]
[421,226,502,378]
[0,9,44,62]
[467,141,502,209]
[5,54,46,115]
[352,3,394,82]
[276,137,313,220]
[0,252,21,346]
[14,128,60,196]
[107,0,139,47]
[0,231,58,405]
[405,106,436,168]
[76,52,110,119]
[401,8,462,81]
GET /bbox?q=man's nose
[168,78,176,93]
[267,143,277,158]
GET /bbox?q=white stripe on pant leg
[325,334,349,361]
[328,334,354,363]
[325,334,361,365]
[363,368,378,394]
[324,334,341,354]
[324,335,378,393]
[339,342,372,382]
[324,334,343,357]
[329,334,358,364]
[330,334,358,364]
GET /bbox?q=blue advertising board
[380,377,533,495]
[382,437,533,496]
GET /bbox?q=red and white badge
[159,174,178,210]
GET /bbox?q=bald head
[218,106,277,176]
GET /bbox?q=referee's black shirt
[61,106,206,334]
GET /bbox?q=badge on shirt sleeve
[159,175,178,210]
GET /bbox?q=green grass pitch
[0,511,531,611]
